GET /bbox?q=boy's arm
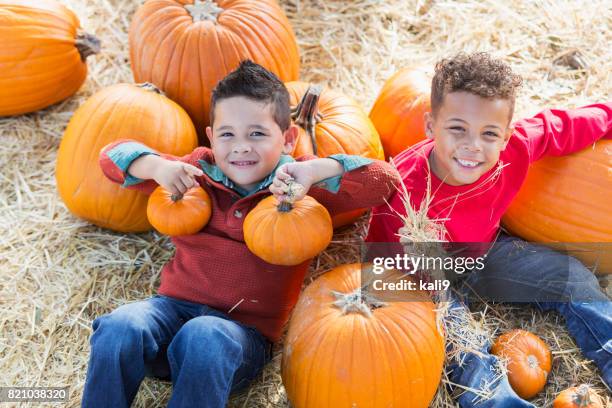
[296,154,401,216]
[514,102,611,163]
[99,139,210,195]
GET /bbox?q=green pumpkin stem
[185,0,223,22]
[277,201,292,212]
[171,193,183,202]
[573,385,592,407]
[331,288,387,317]
[137,82,166,96]
[291,84,323,156]
[75,30,101,62]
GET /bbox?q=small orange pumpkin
[369,67,432,159]
[282,263,445,408]
[286,82,383,228]
[243,184,332,266]
[129,0,300,139]
[0,0,100,116]
[491,329,552,399]
[147,185,212,236]
[553,384,604,408]
[502,140,612,275]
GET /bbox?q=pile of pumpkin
[1,1,609,407]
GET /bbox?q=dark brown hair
[210,60,291,131]
[431,52,523,120]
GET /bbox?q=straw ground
[0,0,610,407]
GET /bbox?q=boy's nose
[232,144,252,154]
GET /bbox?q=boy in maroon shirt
[367,53,610,407]
[81,61,400,408]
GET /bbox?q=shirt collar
[198,154,295,197]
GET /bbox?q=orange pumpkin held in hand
[129,0,300,140]
[147,185,212,236]
[0,0,100,116]
[369,66,432,159]
[553,385,604,408]
[491,329,552,399]
[243,182,332,266]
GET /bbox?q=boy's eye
[219,132,233,138]
[250,131,266,137]
[449,126,465,133]
[484,131,499,138]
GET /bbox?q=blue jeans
[81,295,272,408]
[446,234,611,407]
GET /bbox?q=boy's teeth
[457,159,479,167]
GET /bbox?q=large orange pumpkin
[129,0,300,138]
[369,67,431,159]
[147,185,212,236]
[553,385,604,408]
[282,263,445,408]
[56,83,198,232]
[502,140,612,275]
[286,82,385,228]
[243,189,333,266]
[0,0,100,116]
[491,329,552,399]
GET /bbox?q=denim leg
[444,292,535,408]
[166,311,271,408]
[82,296,199,408]
[464,234,612,388]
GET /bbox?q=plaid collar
[198,154,295,197]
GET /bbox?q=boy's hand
[270,158,343,202]
[270,162,315,202]
[153,160,204,196]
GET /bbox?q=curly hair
[431,52,523,119]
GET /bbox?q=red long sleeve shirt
[100,142,401,341]
[366,103,611,244]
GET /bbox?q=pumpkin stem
[277,201,292,212]
[137,82,166,96]
[573,385,592,407]
[291,84,323,156]
[171,193,183,202]
[185,0,223,23]
[331,288,386,317]
[527,355,539,369]
[75,30,101,62]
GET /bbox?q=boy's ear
[501,125,513,150]
[205,126,214,146]
[282,125,298,154]
[424,111,435,140]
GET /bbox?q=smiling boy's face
[425,91,513,186]
[206,96,297,192]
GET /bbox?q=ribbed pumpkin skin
[553,385,604,408]
[369,67,431,159]
[56,83,198,232]
[243,195,332,266]
[286,81,385,160]
[147,186,212,236]
[502,140,612,274]
[282,263,445,408]
[0,0,95,115]
[129,0,300,136]
[491,329,552,399]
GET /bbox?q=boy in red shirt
[82,61,400,408]
[367,53,610,407]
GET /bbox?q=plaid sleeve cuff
[105,141,158,187]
